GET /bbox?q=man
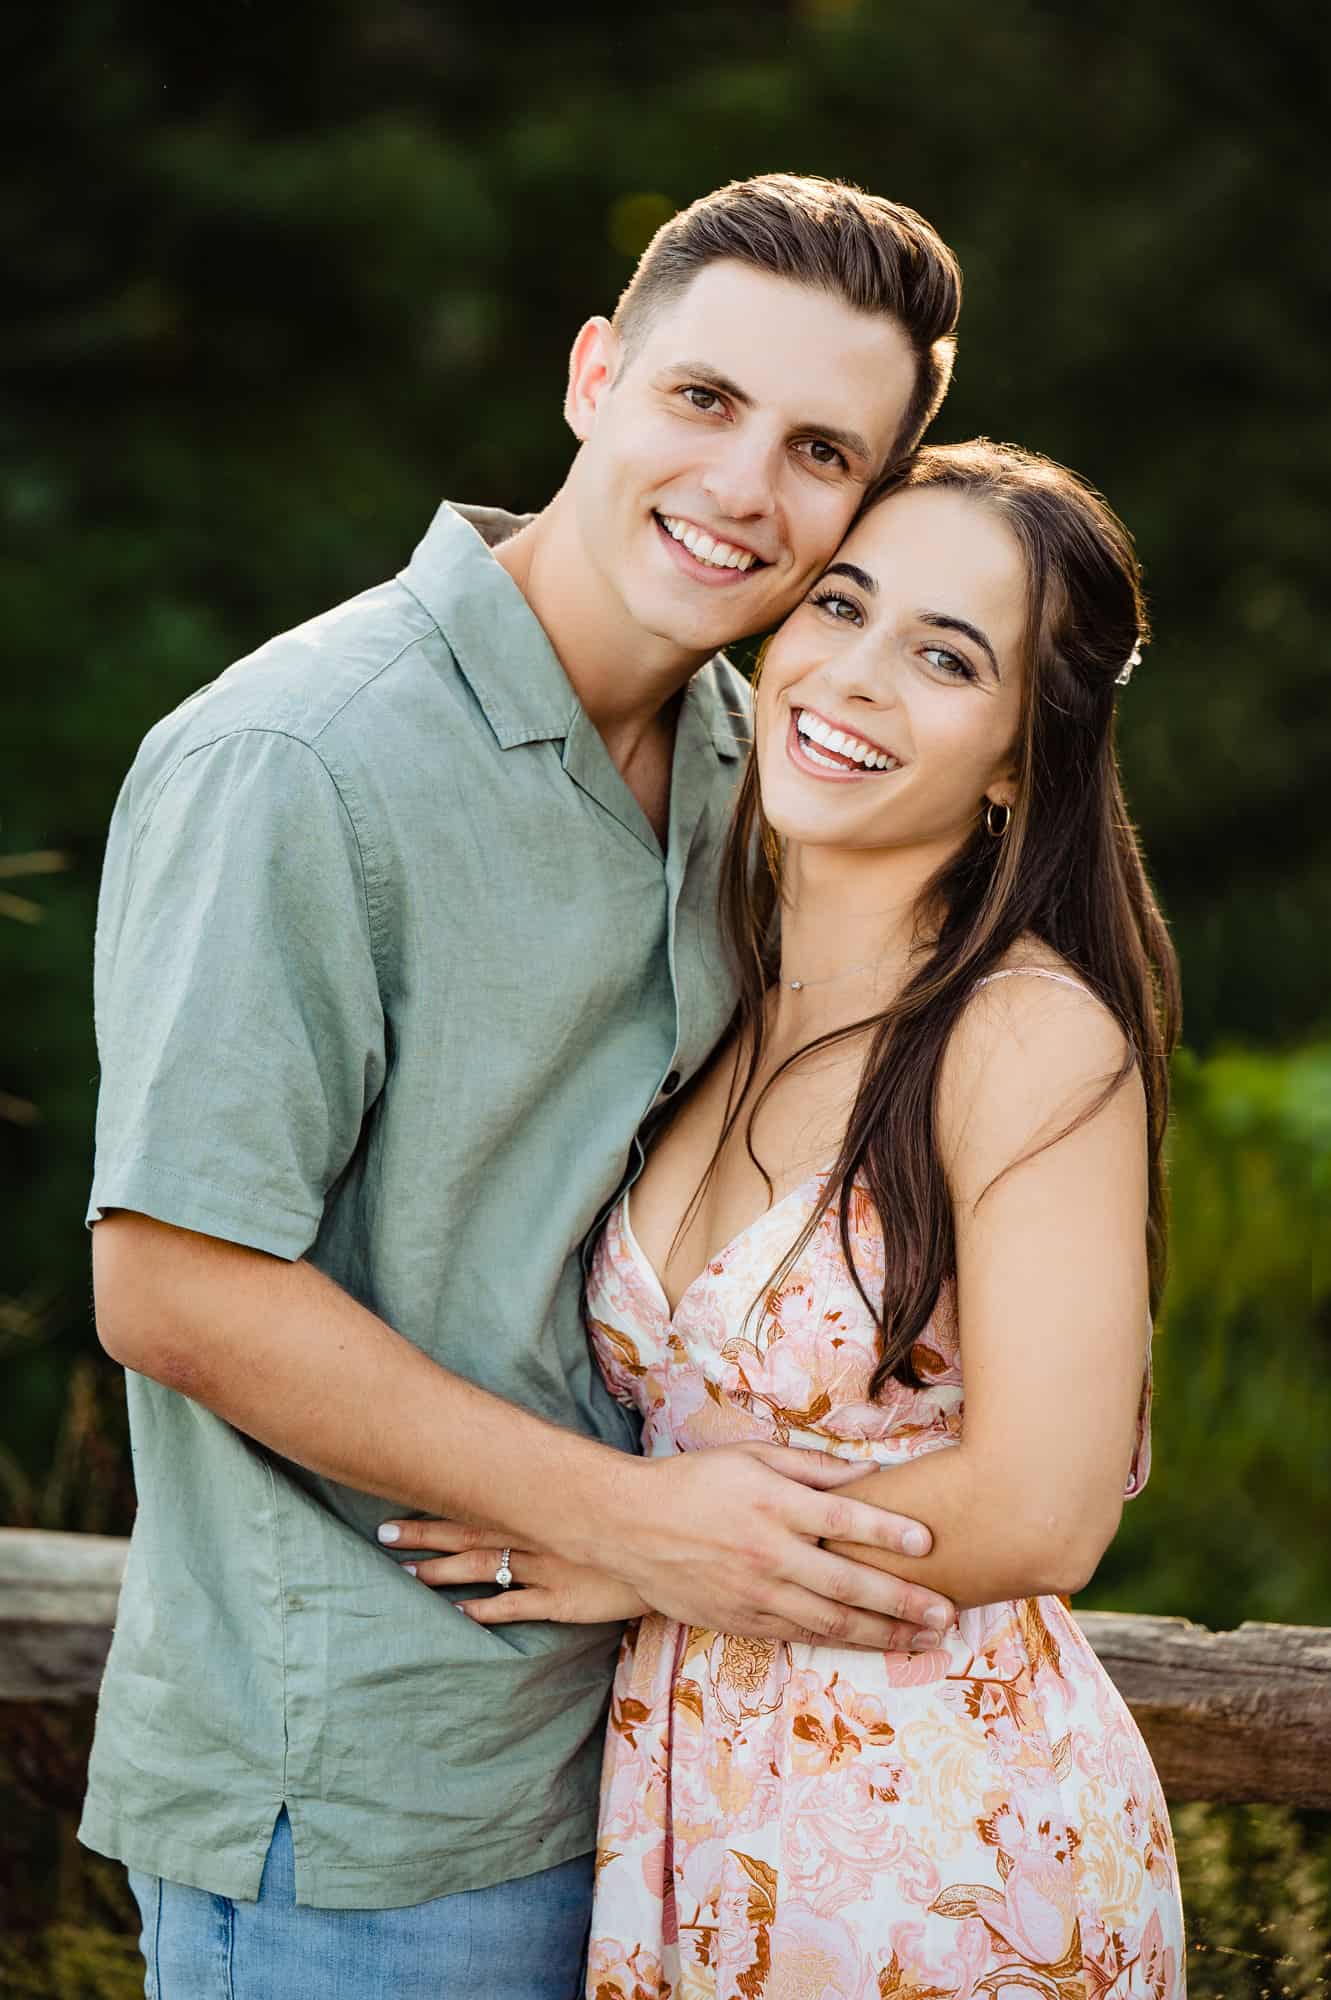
[83,174,962,1995]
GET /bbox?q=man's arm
[94,1211,954,1647]
[89,724,948,1646]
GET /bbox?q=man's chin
[628,587,767,659]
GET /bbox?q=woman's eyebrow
[821,561,877,593]
[920,611,1001,681]
[817,571,1002,681]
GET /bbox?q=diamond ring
[495,1549,514,1589]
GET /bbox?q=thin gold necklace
[778,954,890,993]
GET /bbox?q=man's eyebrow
[663,361,754,405]
[921,612,1002,681]
[661,364,874,464]
[805,422,874,466]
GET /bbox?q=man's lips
[653,511,771,586]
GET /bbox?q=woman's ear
[564,316,619,442]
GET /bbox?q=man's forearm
[92,1212,635,1563]
[93,1211,958,1648]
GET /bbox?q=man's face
[564,261,918,658]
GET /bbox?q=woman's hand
[377,1516,649,1626]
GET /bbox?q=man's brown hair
[612,173,962,469]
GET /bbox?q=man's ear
[564,317,620,442]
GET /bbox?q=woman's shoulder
[963,940,1124,1047]
[940,940,1141,1182]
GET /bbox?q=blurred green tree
[3,1,1329,1975]
[2,0,1327,1620]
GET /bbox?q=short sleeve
[88,728,387,1260]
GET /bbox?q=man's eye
[801,439,849,471]
[683,387,723,413]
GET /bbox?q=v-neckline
[620,1168,833,1325]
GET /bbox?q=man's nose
[699,432,780,522]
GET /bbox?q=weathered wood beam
[1076,1610,1331,1810]
[2,1531,1328,1807]
[1,1529,128,1703]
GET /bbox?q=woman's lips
[784,709,902,782]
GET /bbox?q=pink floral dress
[583,1163,1185,2000]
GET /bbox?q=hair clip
[1116,644,1142,688]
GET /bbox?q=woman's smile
[785,705,904,781]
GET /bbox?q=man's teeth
[659,515,758,571]
[795,710,898,771]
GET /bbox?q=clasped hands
[379,1441,954,1658]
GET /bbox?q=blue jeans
[127,1810,594,1999]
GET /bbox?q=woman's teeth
[658,515,758,571]
[795,710,898,771]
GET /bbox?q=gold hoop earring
[985,799,1012,838]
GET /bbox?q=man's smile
[652,511,771,584]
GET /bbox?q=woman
[391,441,1186,1999]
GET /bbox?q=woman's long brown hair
[697,440,1181,1399]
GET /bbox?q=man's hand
[95,1216,952,1652]
[381,1451,952,1651]
[584,1443,953,1651]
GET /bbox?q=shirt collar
[399,499,742,762]
[692,655,748,764]
[398,501,577,747]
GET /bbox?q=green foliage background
[1,0,1327,1984]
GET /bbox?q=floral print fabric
[584,1172,1184,2000]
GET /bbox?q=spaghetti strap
[973,965,1097,1001]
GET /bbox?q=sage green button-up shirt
[80,502,747,1908]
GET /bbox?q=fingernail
[912,1632,941,1650]
[902,1528,930,1557]
[924,1605,949,1630]
[377,1524,401,1544]
[402,1564,417,1577]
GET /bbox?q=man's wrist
[540,1435,649,1575]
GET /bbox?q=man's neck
[494,490,711,749]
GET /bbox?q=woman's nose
[822,635,899,708]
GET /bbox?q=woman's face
[755,485,1028,862]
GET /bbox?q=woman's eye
[683,387,723,413]
[811,589,863,625]
[923,645,976,681]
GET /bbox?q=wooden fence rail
[3,1530,1328,1809]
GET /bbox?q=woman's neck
[768,840,941,1040]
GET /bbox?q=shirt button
[661,1070,681,1095]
